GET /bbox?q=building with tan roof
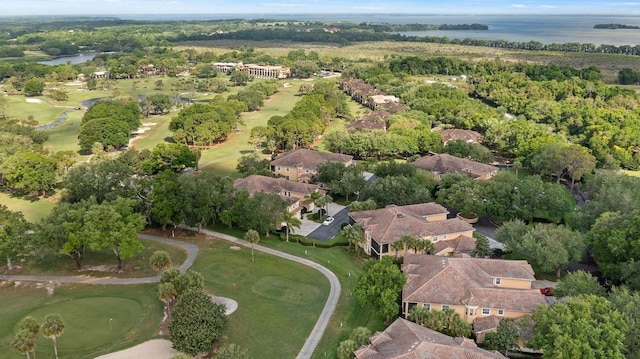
[354,317,507,359]
[349,203,476,259]
[233,175,324,217]
[439,128,484,145]
[270,149,353,183]
[402,254,547,341]
[413,153,499,180]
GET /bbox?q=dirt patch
[142,227,211,241]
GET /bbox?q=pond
[37,53,97,66]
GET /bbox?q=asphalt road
[307,207,350,241]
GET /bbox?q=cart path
[0,228,341,359]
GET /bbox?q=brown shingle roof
[440,129,483,144]
[233,175,322,196]
[402,254,545,313]
[412,154,498,179]
[354,318,506,359]
[349,203,473,245]
[473,316,502,333]
[270,149,352,170]
[433,235,477,255]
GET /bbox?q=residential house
[354,317,507,359]
[233,175,324,218]
[270,149,353,183]
[346,111,390,133]
[412,153,499,180]
[402,254,547,342]
[439,128,483,145]
[349,203,476,259]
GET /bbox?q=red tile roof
[440,129,483,144]
[354,318,506,359]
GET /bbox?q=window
[285,166,290,172]
[423,303,431,311]
[482,308,490,315]
[305,169,309,173]
[497,309,504,316]
[466,308,476,316]
[493,277,502,285]
[277,166,281,171]
[443,234,447,240]
[442,305,450,310]
[432,236,439,242]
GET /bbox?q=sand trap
[25,98,42,103]
[141,122,157,126]
[132,127,151,134]
[94,339,180,359]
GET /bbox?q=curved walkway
[180,225,341,359]
[0,229,341,359]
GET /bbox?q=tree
[215,344,249,359]
[341,223,364,253]
[40,314,65,359]
[529,295,627,359]
[563,144,596,190]
[236,153,271,176]
[408,305,430,325]
[23,79,44,96]
[555,270,606,298]
[495,219,529,252]
[481,318,522,355]
[391,240,404,260]
[12,329,36,359]
[0,205,32,271]
[150,250,172,272]
[143,143,198,174]
[471,233,492,258]
[281,211,301,243]
[291,60,319,78]
[229,70,250,86]
[609,286,640,358]
[349,327,372,347]
[0,151,57,197]
[520,224,585,277]
[168,290,229,357]
[84,197,147,269]
[314,194,333,220]
[512,160,522,177]
[336,339,358,359]
[355,256,407,323]
[63,160,134,204]
[244,229,260,263]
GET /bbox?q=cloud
[512,4,527,7]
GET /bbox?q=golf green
[19,297,143,351]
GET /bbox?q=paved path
[0,234,199,284]
[181,225,341,359]
[1,229,340,359]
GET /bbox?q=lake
[37,53,98,66]
[121,13,640,47]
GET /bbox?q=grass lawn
[17,238,187,278]
[197,79,309,177]
[0,283,162,359]
[0,192,57,223]
[184,233,331,359]
[257,237,385,359]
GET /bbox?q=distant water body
[118,13,640,46]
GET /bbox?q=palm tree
[12,329,35,359]
[418,240,435,255]
[281,211,302,243]
[513,160,522,177]
[313,194,333,220]
[340,224,364,253]
[40,314,65,359]
[391,240,404,260]
[409,306,430,326]
[149,250,172,272]
[244,229,260,263]
[18,317,39,359]
[401,235,416,254]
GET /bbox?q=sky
[1,0,640,16]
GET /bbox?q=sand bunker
[25,98,42,103]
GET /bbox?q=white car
[322,216,335,226]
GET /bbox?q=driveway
[307,204,348,241]
[295,216,322,236]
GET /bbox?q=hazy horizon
[2,0,640,17]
